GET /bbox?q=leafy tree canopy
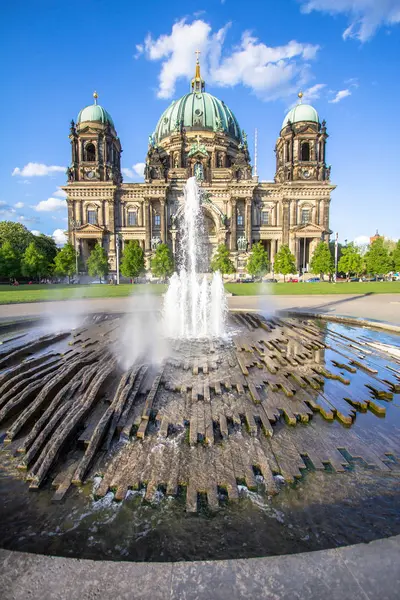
[0,241,21,279]
[338,243,363,277]
[21,242,47,280]
[34,234,58,267]
[310,242,334,279]
[53,242,77,281]
[392,239,400,272]
[87,243,109,282]
[0,221,33,254]
[151,243,174,279]
[210,244,235,275]
[274,244,296,282]
[364,237,393,275]
[246,242,269,278]
[120,240,145,280]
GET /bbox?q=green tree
[34,233,58,273]
[210,243,235,275]
[0,241,21,279]
[87,243,109,282]
[21,242,47,280]
[392,239,400,272]
[274,244,296,282]
[310,242,334,280]
[53,242,77,282]
[246,242,269,279]
[338,243,363,279]
[0,221,33,254]
[364,237,393,276]
[151,243,174,280]
[120,240,145,281]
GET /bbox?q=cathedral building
[64,58,335,274]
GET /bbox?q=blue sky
[1,0,399,245]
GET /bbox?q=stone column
[290,200,296,227]
[144,200,151,251]
[160,200,166,243]
[230,198,237,251]
[323,199,330,232]
[282,199,290,245]
[245,197,252,249]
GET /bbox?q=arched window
[301,142,310,162]
[85,143,96,162]
[128,211,137,226]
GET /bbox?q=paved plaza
[1,293,399,327]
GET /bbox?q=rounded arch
[84,142,96,162]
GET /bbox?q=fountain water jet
[163,177,227,339]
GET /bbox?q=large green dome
[77,93,114,127]
[154,91,242,143]
[282,103,319,130]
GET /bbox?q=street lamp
[334,232,339,283]
[116,232,122,285]
[69,219,81,278]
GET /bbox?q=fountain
[0,182,399,561]
[163,177,227,339]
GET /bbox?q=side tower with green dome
[67,92,122,185]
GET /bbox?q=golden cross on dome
[298,91,303,103]
[93,91,98,105]
[195,49,201,62]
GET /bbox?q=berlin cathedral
[64,57,335,274]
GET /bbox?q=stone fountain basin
[0,312,399,563]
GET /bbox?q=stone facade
[65,75,335,275]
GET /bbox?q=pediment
[77,223,105,233]
[293,222,325,234]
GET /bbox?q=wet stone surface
[0,312,399,561]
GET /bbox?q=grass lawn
[0,283,167,305]
[225,281,400,296]
[0,281,399,304]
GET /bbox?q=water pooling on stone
[163,177,227,339]
[0,313,399,561]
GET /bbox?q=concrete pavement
[1,535,399,599]
[1,293,399,326]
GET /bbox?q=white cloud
[53,187,67,198]
[329,89,352,103]
[34,197,67,212]
[30,230,41,236]
[19,215,39,224]
[12,162,66,177]
[354,235,370,246]
[52,229,67,247]
[138,19,320,100]
[15,202,24,209]
[299,0,400,42]
[0,201,17,218]
[122,162,146,179]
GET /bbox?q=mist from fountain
[163,177,227,339]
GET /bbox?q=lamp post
[302,224,308,282]
[334,232,339,283]
[116,232,122,285]
[69,219,81,278]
